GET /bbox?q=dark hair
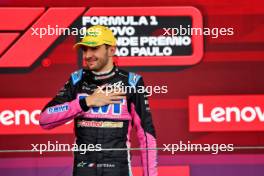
[104,44,111,49]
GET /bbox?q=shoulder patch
[128,72,141,87]
[71,69,83,85]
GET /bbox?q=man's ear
[108,46,116,57]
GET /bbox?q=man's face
[81,45,115,71]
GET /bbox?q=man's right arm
[39,71,126,130]
[39,72,87,129]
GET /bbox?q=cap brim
[73,41,104,49]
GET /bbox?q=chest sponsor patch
[77,120,123,128]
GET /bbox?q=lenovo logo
[189,95,264,131]
[198,104,264,122]
[0,109,40,125]
[0,98,73,134]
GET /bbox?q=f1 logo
[0,8,85,68]
[0,7,203,69]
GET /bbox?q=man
[39,25,157,176]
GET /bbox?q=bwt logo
[0,7,85,68]
[189,95,264,131]
[79,94,125,115]
[91,100,125,115]
[47,105,69,114]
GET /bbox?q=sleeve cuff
[79,98,90,112]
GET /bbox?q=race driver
[39,25,157,176]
